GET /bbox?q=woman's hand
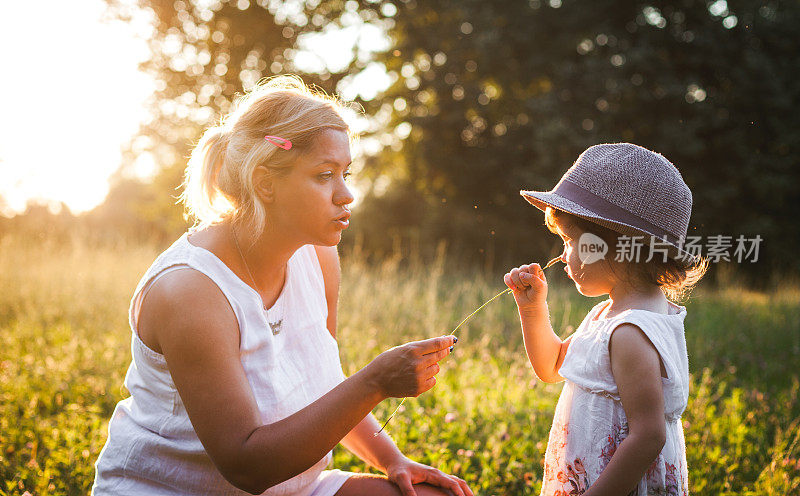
[385,455,473,496]
[366,336,456,399]
[504,263,548,311]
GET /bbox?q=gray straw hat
[520,143,697,264]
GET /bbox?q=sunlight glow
[0,0,155,215]
[0,1,391,216]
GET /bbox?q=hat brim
[520,189,699,265]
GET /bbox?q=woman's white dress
[92,232,352,496]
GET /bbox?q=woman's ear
[253,166,276,204]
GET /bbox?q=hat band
[553,180,683,246]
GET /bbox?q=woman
[92,76,471,496]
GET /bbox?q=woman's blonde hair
[180,75,352,244]
[544,207,709,303]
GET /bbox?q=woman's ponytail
[180,125,233,227]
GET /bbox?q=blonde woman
[92,76,471,496]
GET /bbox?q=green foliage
[91,0,800,280]
[350,0,800,276]
[1,237,798,495]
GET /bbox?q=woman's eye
[343,171,351,181]
[318,171,333,180]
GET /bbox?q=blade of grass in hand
[374,256,562,435]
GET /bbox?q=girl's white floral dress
[540,299,690,496]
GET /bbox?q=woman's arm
[314,245,472,496]
[138,268,455,495]
[504,263,570,383]
[583,323,667,496]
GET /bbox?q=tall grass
[0,235,797,495]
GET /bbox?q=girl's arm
[583,323,667,496]
[315,246,472,496]
[504,263,571,382]
[139,268,455,495]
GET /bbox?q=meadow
[1,235,798,495]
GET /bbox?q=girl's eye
[343,171,351,181]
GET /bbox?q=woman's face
[557,223,617,297]
[269,128,354,246]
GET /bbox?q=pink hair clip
[264,135,292,150]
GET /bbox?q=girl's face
[557,223,617,297]
[268,128,354,246]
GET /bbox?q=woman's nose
[334,181,355,205]
[559,248,567,263]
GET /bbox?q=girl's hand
[385,455,473,496]
[504,263,548,311]
[365,336,455,399]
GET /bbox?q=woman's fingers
[395,474,417,496]
[419,375,436,395]
[455,476,474,496]
[421,347,450,367]
[416,335,456,356]
[425,470,466,496]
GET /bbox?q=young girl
[92,76,470,496]
[504,143,708,495]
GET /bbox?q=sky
[0,0,391,216]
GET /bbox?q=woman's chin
[318,231,343,246]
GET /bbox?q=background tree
[347,0,799,278]
[75,0,799,281]
[94,0,363,242]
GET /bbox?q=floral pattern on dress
[643,460,687,496]
[542,413,590,495]
[598,418,629,473]
[548,456,590,496]
[541,389,689,496]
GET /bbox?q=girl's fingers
[509,268,524,289]
[503,273,518,291]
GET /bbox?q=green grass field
[1,235,798,495]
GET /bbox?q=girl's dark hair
[544,207,709,303]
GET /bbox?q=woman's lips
[333,211,350,229]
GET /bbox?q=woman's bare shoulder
[138,267,239,354]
